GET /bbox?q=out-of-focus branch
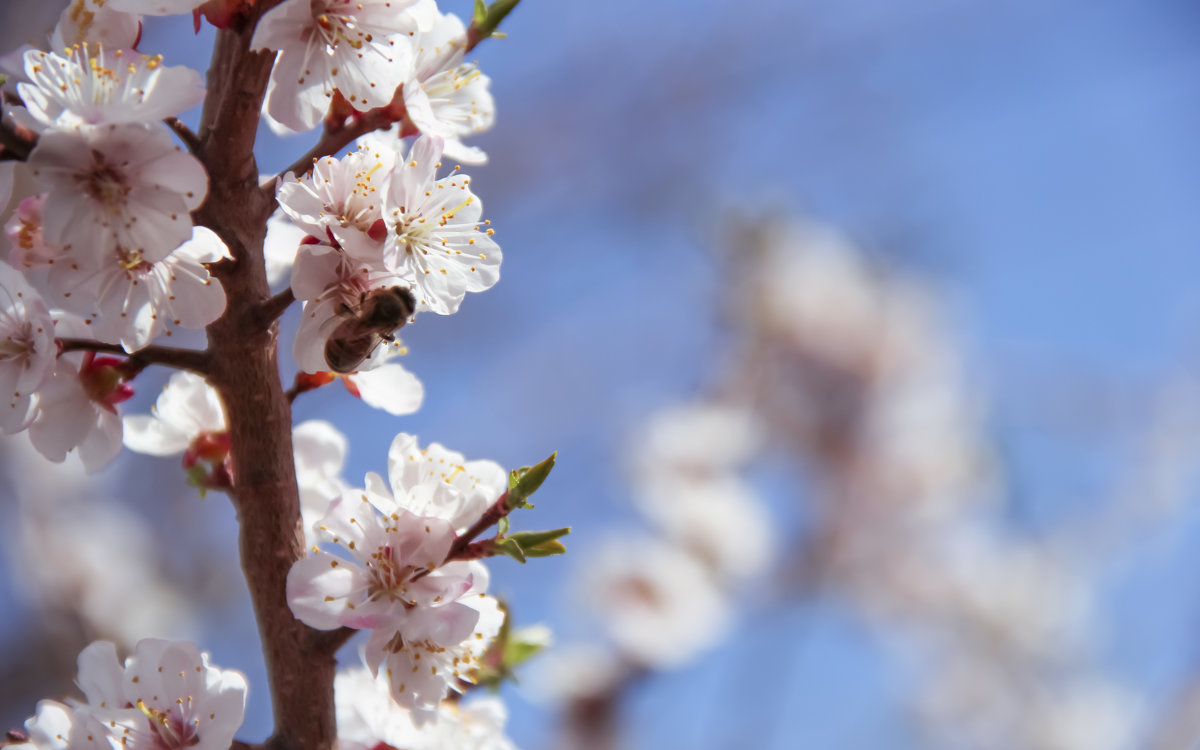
[0,118,34,161]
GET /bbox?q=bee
[323,285,416,373]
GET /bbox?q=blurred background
[3,0,1200,748]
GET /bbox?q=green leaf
[507,451,556,509]
[493,537,527,564]
[497,516,510,536]
[507,527,570,557]
[473,0,523,43]
[503,624,552,668]
[472,0,488,25]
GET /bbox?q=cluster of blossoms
[0,0,500,469]
[538,400,773,723]
[288,432,509,719]
[725,217,1143,750]
[1,0,535,748]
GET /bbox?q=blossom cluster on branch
[0,1,558,749]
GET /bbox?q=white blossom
[402,12,496,165]
[252,0,434,132]
[19,45,205,131]
[287,495,501,715]
[264,209,306,287]
[364,432,505,532]
[337,667,518,750]
[48,226,230,352]
[123,370,225,456]
[275,141,397,264]
[382,135,500,314]
[293,418,350,533]
[580,535,730,668]
[9,700,113,750]
[51,1,141,50]
[73,639,247,750]
[28,123,207,265]
[347,356,425,416]
[0,260,56,433]
[290,244,411,374]
[27,316,129,472]
[5,194,65,272]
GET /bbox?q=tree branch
[164,116,202,154]
[309,626,357,656]
[258,287,295,327]
[56,338,211,378]
[196,5,340,749]
[444,491,513,563]
[258,88,414,202]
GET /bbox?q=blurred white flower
[0,259,56,433]
[123,370,226,456]
[580,535,730,668]
[337,667,518,750]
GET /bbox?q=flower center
[117,246,150,272]
[81,151,131,212]
[366,545,418,604]
[136,699,198,750]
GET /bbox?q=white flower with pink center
[275,140,397,264]
[48,226,230,352]
[287,495,500,713]
[252,0,434,132]
[0,261,56,434]
[28,123,207,266]
[19,45,205,131]
[402,12,496,165]
[382,135,500,314]
[28,316,131,472]
[366,579,502,722]
[73,639,247,750]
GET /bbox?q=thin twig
[259,287,295,327]
[57,337,211,377]
[444,491,512,563]
[258,89,413,202]
[164,116,202,154]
